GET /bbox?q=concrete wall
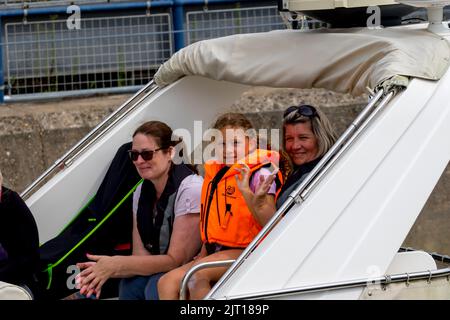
[0,94,127,191]
[0,88,449,255]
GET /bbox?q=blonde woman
[236,104,337,221]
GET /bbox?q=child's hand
[254,169,278,198]
[234,164,252,195]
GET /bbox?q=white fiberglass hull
[208,75,450,299]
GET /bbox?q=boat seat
[360,251,448,300]
[0,281,33,300]
[386,251,437,274]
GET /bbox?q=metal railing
[0,0,126,8]
[179,260,235,300]
[179,247,450,300]
[185,5,326,45]
[204,88,396,299]
[221,267,450,300]
[0,1,330,101]
[186,6,285,45]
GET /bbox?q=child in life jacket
[157,112,283,299]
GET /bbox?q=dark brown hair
[133,121,198,174]
[133,121,197,173]
[133,121,181,151]
[212,113,292,178]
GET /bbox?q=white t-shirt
[132,174,204,218]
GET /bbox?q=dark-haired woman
[76,121,203,300]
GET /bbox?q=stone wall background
[0,88,449,255]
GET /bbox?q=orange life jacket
[200,149,283,248]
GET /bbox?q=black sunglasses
[283,104,320,120]
[128,148,163,161]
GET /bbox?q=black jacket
[0,187,39,287]
[276,157,322,208]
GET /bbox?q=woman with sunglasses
[76,121,203,300]
[0,169,40,298]
[236,105,337,220]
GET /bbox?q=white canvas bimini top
[154,27,450,96]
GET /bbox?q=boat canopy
[155,28,450,96]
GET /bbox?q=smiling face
[217,126,256,165]
[284,121,319,166]
[131,133,172,181]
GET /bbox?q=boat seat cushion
[0,281,32,300]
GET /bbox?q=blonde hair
[212,112,257,142]
[213,112,254,131]
[283,106,337,159]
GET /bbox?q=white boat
[6,0,450,300]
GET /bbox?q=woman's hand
[76,254,119,299]
[75,261,100,299]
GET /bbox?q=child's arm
[235,165,277,226]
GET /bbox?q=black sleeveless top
[136,164,194,255]
[276,157,322,208]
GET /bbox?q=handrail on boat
[219,267,450,300]
[181,249,450,300]
[21,80,159,200]
[204,88,398,299]
[179,260,236,300]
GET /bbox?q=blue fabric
[118,272,165,300]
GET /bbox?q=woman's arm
[131,211,150,256]
[116,212,201,276]
[78,174,204,297]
